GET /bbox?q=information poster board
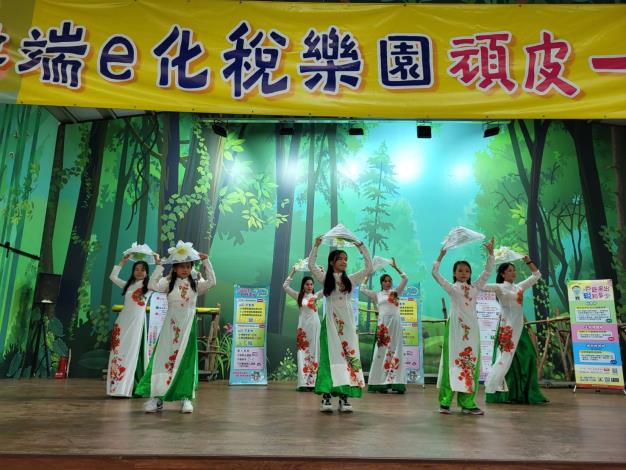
[476,291,501,383]
[400,284,424,385]
[229,285,269,385]
[147,292,168,359]
[568,280,624,390]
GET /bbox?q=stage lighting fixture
[417,125,432,139]
[483,124,500,138]
[280,126,295,136]
[212,122,227,137]
[348,127,364,136]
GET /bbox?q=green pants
[438,320,481,409]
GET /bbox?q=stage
[0,380,624,469]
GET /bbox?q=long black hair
[122,261,149,296]
[298,276,314,308]
[452,260,472,284]
[496,262,514,284]
[168,262,197,293]
[379,273,392,289]
[324,249,352,297]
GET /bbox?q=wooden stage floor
[0,379,625,469]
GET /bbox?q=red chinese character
[447,31,517,94]
[523,30,580,98]
[589,55,626,73]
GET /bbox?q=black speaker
[33,273,62,304]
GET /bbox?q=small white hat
[494,246,525,264]
[161,240,202,265]
[123,242,156,264]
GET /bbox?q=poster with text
[400,284,424,385]
[147,293,167,358]
[568,280,624,390]
[476,291,501,383]
[229,285,269,385]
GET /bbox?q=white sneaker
[338,397,353,413]
[144,398,163,413]
[320,396,333,413]
[181,399,193,414]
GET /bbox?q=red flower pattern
[165,349,179,385]
[383,349,401,382]
[302,353,319,386]
[131,287,146,306]
[458,317,471,341]
[498,325,515,353]
[376,323,391,347]
[333,313,345,336]
[171,319,181,345]
[296,328,309,351]
[108,323,125,392]
[516,289,524,305]
[387,291,399,306]
[306,296,317,312]
[454,346,477,393]
[341,340,364,387]
[110,323,121,351]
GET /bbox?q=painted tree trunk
[328,124,338,228]
[565,121,617,284]
[39,123,66,275]
[268,124,302,334]
[100,125,131,310]
[158,112,180,253]
[55,120,109,330]
[516,120,551,323]
[304,124,317,257]
[179,117,211,254]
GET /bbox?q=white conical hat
[293,257,324,273]
[161,240,201,265]
[321,223,361,248]
[441,226,485,250]
[494,246,525,264]
[122,242,156,264]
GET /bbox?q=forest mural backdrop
[0,103,624,380]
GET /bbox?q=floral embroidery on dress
[498,325,515,353]
[165,350,179,385]
[302,353,318,386]
[516,289,523,305]
[108,323,125,391]
[341,340,364,387]
[387,291,399,306]
[178,282,190,306]
[383,349,401,382]
[333,313,345,336]
[296,327,309,351]
[454,346,477,393]
[306,296,317,312]
[376,323,391,347]
[131,287,146,306]
[458,317,471,341]
[171,319,181,345]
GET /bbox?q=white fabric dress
[141,259,215,400]
[361,273,408,388]
[106,265,150,397]
[432,255,494,394]
[482,270,541,394]
[283,276,323,388]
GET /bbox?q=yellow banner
[1,1,626,118]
